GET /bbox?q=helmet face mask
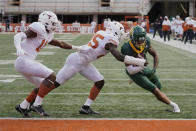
[106,21,125,42]
[130,25,146,48]
[38,11,59,33]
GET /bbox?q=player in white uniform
[174,15,184,40]
[14,11,82,117]
[53,21,146,114]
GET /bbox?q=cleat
[79,105,99,115]
[15,105,30,118]
[27,102,35,113]
[173,104,180,113]
[31,105,49,116]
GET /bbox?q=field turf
[0,33,196,119]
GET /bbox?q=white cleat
[173,104,180,113]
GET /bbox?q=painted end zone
[0,119,196,131]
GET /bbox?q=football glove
[16,49,25,56]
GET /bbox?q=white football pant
[15,56,53,87]
[56,52,104,85]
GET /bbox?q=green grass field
[0,33,196,119]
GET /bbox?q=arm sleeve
[126,65,144,75]
[14,32,27,50]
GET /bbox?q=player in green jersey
[121,25,180,113]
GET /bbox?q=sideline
[0,119,196,131]
[148,33,196,54]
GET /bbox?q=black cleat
[79,105,99,115]
[31,105,49,116]
[15,105,30,118]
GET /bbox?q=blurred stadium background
[0,0,195,33]
[0,1,196,130]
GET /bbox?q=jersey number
[88,34,104,49]
[36,39,48,52]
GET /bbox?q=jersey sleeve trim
[108,39,118,46]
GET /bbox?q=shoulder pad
[29,22,46,35]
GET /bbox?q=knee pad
[95,80,104,90]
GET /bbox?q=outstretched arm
[105,43,146,66]
[49,39,80,50]
[105,43,124,62]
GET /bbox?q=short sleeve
[29,22,45,36]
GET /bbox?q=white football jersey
[78,30,119,62]
[21,22,54,59]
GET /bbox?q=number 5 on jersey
[88,34,104,49]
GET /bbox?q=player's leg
[79,63,104,114]
[15,75,43,117]
[31,73,56,116]
[149,73,180,112]
[15,57,54,116]
[54,53,83,87]
[129,72,180,112]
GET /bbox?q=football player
[14,11,82,117]
[121,25,180,113]
[52,21,147,115]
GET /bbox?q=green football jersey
[121,36,151,59]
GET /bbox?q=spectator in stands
[181,17,189,42]
[0,21,5,32]
[193,18,196,40]
[158,16,163,38]
[126,21,133,33]
[141,19,146,31]
[171,17,176,39]
[174,15,184,40]
[103,18,111,30]
[90,20,96,33]
[57,21,64,33]
[184,17,194,44]
[72,20,80,32]
[5,18,10,32]
[153,18,159,38]
[20,20,26,32]
[162,16,171,42]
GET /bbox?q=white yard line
[0,92,196,96]
[0,79,15,83]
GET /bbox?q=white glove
[124,55,146,66]
[16,49,25,56]
[72,45,81,50]
[126,65,145,75]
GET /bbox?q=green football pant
[126,70,162,92]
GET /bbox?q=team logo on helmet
[38,11,59,33]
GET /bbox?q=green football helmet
[130,25,146,47]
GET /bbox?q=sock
[37,83,56,98]
[169,101,177,107]
[84,98,93,107]
[33,95,43,106]
[89,85,100,101]
[26,88,39,103]
[20,99,30,109]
